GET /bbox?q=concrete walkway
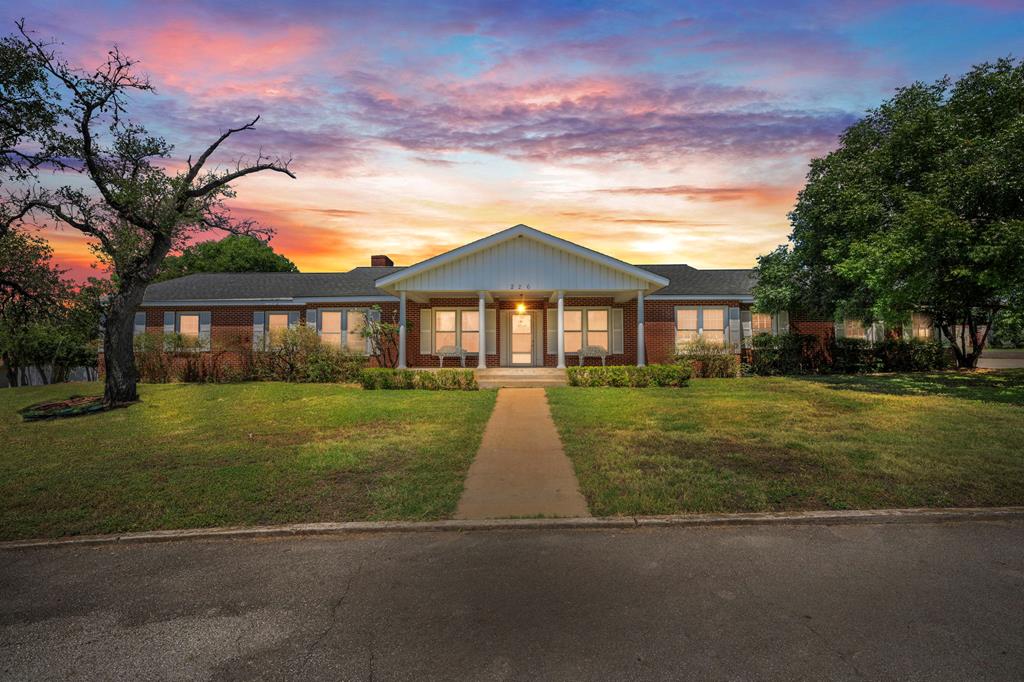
[455,387,590,519]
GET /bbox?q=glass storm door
[511,313,533,366]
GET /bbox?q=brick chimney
[370,254,394,267]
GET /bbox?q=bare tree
[2,21,295,404]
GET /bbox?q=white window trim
[316,307,372,354]
[432,307,481,354]
[563,306,611,354]
[674,305,729,346]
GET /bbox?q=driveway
[2,521,1022,680]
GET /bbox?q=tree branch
[186,162,295,198]
[181,116,261,187]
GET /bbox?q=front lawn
[0,382,496,540]
[547,370,1024,516]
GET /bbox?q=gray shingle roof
[142,264,756,302]
[143,267,405,302]
[638,265,756,297]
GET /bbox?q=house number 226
[509,283,531,290]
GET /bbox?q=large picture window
[559,307,609,353]
[318,309,370,353]
[431,308,486,354]
[675,306,728,346]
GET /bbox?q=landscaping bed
[0,382,496,540]
[547,370,1024,516]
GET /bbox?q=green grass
[547,370,1024,516]
[0,382,496,540]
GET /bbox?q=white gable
[376,225,667,294]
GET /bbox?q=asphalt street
[2,520,1022,680]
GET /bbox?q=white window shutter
[546,308,557,355]
[728,306,741,349]
[777,311,790,334]
[306,309,318,330]
[253,311,265,350]
[420,308,432,354]
[835,320,845,338]
[163,311,175,350]
[199,312,212,351]
[485,309,496,354]
[366,308,380,354]
[133,311,147,337]
[740,309,752,344]
[611,308,624,354]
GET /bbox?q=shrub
[359,368,478,390]
[751,333,951,375]
[566,364,690,387]
[253,326,367,383]
[750,332,830,375]
[674,338,739,378]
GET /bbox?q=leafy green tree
[156,234,297,282]
[1,22,295,404]
[754,58,1024,368]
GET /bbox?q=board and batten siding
[392,236,652,292]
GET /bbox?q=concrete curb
[3,506,1023,550]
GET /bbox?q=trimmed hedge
[359,368,478,390]
[751,333,951,375]
[567,364,691,387]
[674,338,740,378]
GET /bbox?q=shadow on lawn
[796,369,1024,406]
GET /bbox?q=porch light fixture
[516,302,526,313]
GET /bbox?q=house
[135,224,861,368]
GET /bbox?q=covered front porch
[373,225,669,370]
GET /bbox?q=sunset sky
[9,0,1024,280]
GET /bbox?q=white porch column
[636,289,646,367]
[398,291,407,369]
[556,290,566,369]
[477,291,487,369]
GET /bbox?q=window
[675,308,698,344]
[843,319,867,339]
[751,313,773,335]
[676,306,727,346]
[701,308,726,344]
[178,313,200,341]
[586,309,609,351]
[563,310,583,353]
[911,313,933,340]
[266,312,290,347]
[461,310,479,353]
[345,310,366,353]
[559,307,609,353]
[320,311,343,348]
[434,310,457,351]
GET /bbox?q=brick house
[137,224,838,368]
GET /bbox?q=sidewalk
[454,387,590,519]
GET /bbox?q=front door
[510,312,533,366]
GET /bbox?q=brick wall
[117,297,825,372]
[790,313,835,343]
[642,299,752,364]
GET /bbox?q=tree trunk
[102,287,145,405]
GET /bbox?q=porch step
[474,368,568,389]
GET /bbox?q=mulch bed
[19,395,112,421]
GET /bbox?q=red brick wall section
[642,300,752,364]
[790,313,835,343]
